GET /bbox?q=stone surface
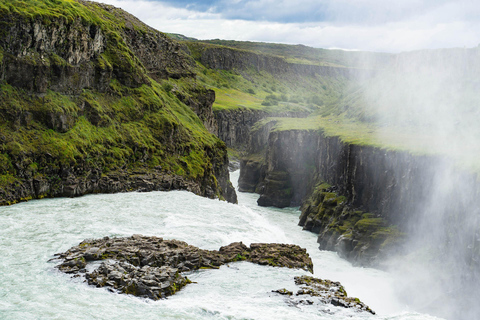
[273,275,375,314]
[53,235,313,299]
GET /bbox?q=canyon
[1,1,480,319]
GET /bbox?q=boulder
[273,275,375,314]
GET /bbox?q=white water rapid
[0,171,442,320]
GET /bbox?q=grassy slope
[0,0,227,200]
[184,43,348,114]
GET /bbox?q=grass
[190,53,346,114]
[0,0,150,33]
[0,78,224,186]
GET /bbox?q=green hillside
[198,39,393,68]
[0,0,234,204]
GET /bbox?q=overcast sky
[98,0,480,53]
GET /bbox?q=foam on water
[0,171,442,319]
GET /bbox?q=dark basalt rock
[273,275,375,314]
[53,235,313,300]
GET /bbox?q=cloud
[96,0,480,52]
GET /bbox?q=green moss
[301,179,405,259]
[232,253,247,261]
[354,217,385,233]
[0,55,228,197]
[0,0,151,33]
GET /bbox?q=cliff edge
[0,0,236,204]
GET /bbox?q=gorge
[1,1,479,320]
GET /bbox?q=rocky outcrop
[299,183,404,265]
[241,120,437,216]
[239,124,318,206]
[174,86,218,134]
[215,109,266,149]
[197,46,370,80]
[0,0,237,205]
[239,124,408,263]
[0,165,233,206]
[53,235,313,299]
[257,129,318,207]
[237,119,276,192]
[0,15,111,94]
[215,109,309,149]
[0,1,195,95]
[274,276,375,314]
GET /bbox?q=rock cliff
[215,109,309,149]
[194,45,367,80]
[0,0,236,205]
[239,119,480,267]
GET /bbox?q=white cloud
[96,0,480,52]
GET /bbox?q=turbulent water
[0,171,441,320]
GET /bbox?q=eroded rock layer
[54,235,313,299]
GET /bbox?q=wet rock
[273,275,375,314]
[249,243,314,273]
[86,262,189,299]
[272,288,293,296]
[54,235,313,300]
[218,241,249,260]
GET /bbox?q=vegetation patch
[299,181,405,266]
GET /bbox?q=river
[0,171,441,319]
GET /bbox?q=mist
[349,46,480,319]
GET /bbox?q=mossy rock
[354,217,386,233]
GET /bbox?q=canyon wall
[239,121,480,266]
[197,46,369,79]
[215,109,309,149]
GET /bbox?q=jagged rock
[272,288,293,296]
[228,159,240,172]
[237,119,440,265]
[53,235,313,299]
[238,158,264,192]
[249,243,313,273]
[252,129,319,208]
[86,262,189,299]
[273,275,375,314]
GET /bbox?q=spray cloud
[350,46,480,319]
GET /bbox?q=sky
[98,0,480,53]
